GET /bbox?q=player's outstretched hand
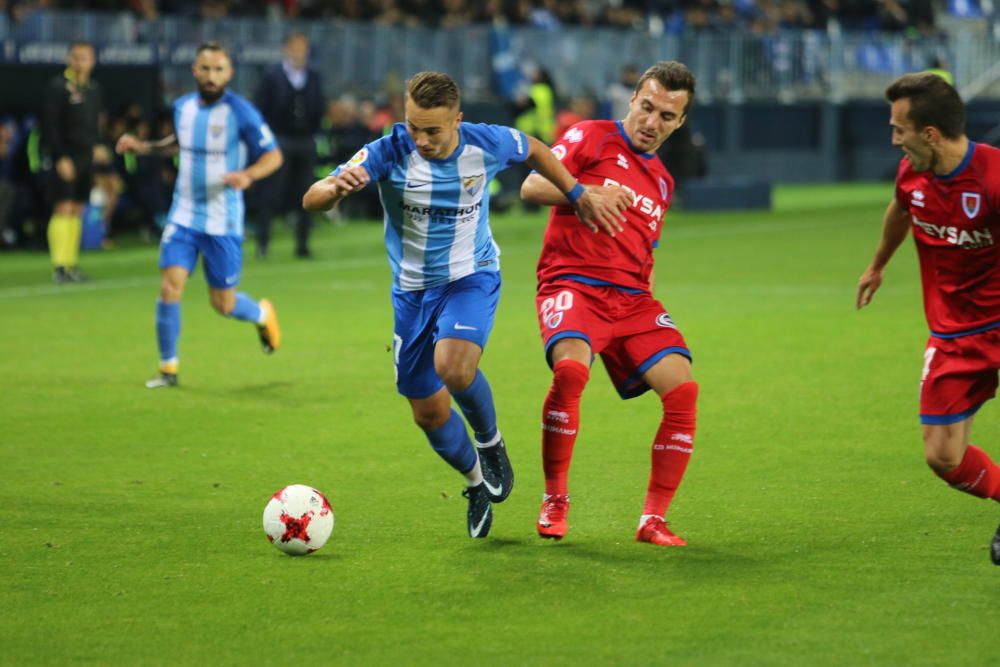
[575,186,629,237]
[856,267,883,309]
[223,171,254,190]
[115,133,144,155]
[331,166,370,194]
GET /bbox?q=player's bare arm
[223,147,283,191]
[302,166,370,212]
[115,133,179,157]
[857,197,911,309]
[522,174,631,221]
[522,135,627,236]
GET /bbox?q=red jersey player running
[521,61,698,546]
[857,72,1000,566]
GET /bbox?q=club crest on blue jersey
[463,174,485,197]
[962,192,981,219]
[210,124,224,137]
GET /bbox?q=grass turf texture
[1,183,997,665]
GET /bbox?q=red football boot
[537,494,570,540]
[636,516,687,546]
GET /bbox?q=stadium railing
[2,12,1000,103]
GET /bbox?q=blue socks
[156,300,180,363]
[229,292,262,323]
[424,409,477,474]
[452,370,499,443]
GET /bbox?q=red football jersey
[895,142,1000,336]
[537,120,674,292]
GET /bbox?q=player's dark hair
[406,72,460,110]
[634,61,696,115]
[885,73,965,139]
[196,41,229,58]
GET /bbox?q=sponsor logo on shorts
[656,313,675,329]
[546,312,564,329]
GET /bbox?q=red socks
[541,359,590,495]
[938,445,1000,501]
[643,381,699,517]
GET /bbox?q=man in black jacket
[43,41,102,282]
[253,32,324,258]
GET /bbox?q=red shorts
[536,280,691,399]
[920,327,1000,424]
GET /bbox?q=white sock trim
[256,303,267,325]
[638,514,663,530]
[464,458,484,487]
[475,431,503,448]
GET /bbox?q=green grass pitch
[1,183,996,665]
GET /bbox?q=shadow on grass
[226,381,297,395]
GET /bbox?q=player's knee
[159,280,183,303]
[412,407,449,432]
[437,364,476,393]
[210,294,234,316]
[552,359,590,399]
[922,430,963,473]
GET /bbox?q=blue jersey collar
[616,121,656,160]
[937,141,975,180]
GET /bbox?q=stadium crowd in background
[3,0,941,35]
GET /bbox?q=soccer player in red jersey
[857,72,1000,565]
[521,61,698,546]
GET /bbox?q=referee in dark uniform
[252,32,324,259]
[43,41,102,283]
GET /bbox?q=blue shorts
[159,223,243,289]
[391,271,501,399]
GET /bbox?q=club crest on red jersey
[962,192,981,219]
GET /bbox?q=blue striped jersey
[335,122,529,291]
[167,90,278,237]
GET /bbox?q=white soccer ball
[262,484,335,555]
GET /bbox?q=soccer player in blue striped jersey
[116,42,284,388]
[304,71,627,538]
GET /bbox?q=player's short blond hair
[634,61,696,115]
[406,72,461,110]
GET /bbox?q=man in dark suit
[253,31,324,258]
